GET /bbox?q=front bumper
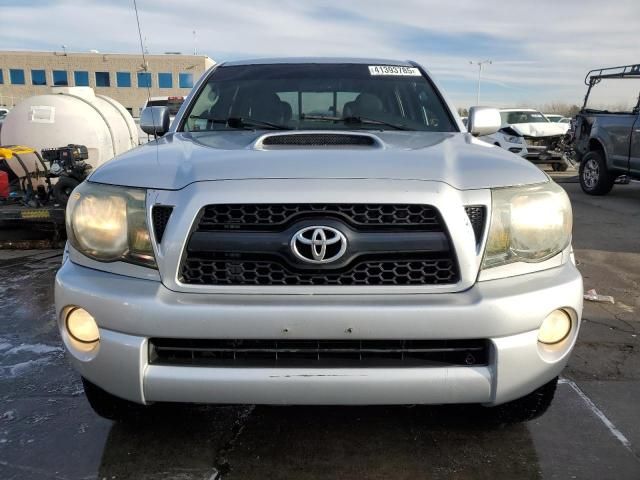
[523,142,565,164]
[55,259,583,406]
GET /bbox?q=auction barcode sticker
[368,65,421,76]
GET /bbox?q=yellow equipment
[0,145,50,193]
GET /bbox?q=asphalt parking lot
[1,177,639,480]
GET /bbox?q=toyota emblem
[290,226,347,264]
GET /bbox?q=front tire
[552,161,568,172]
[579,150,614,195]
[489,377,558,423]
[82,377,146,421]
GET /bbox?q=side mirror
[467,106,501,136]
[140,106,170,136]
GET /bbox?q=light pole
[469,60,492,105]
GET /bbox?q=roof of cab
[222,57,416,67]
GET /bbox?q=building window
[179,72,194,88]
[117,72,131,87]
[137,72,152,88]
[74,71,89,86]
[95,71,111,87]
[10,69,25,85]
[158,72,172,88]
[0,70,3,84]
[52,70,68,86]
[125,107,133,116]
[31,69,47,86]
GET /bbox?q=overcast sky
[1,0,638,109]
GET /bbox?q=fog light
[538,310,571,344]
[66,308,100,343]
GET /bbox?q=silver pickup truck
[55,58,582,423]
[575,64,640,195]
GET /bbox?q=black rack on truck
[582,64,640,109]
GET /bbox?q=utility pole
[469,59,492,105]
[193,30,197,55]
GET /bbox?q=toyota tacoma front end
[55,59,582,422]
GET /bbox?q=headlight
[505,135,523,144]
[66,182,156,268]
[482,182,572,269]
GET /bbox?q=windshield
[181,63,456,132]
[500,111,549,124]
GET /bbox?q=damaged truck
[482,108,572,171]
[574,64,640,195]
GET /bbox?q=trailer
[0,205,66,247]
[0,146,65,247]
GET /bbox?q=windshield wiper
[301,114,412,131]
[188,115,291,130]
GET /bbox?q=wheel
[579,150,615,195]
[82,377,146,421]
[489,377,558,423]
[552,161,568,172]
[52,176,80,206]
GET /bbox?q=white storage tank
[0,87,138,172]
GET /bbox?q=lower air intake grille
[261,133,376,147]
[150,339,490,367]
[152,206,173,243]
[464,206,486,245]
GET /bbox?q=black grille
[197,204,441,231]
[261,133,375,146]
[182,203,458,287]
[464,206,486,245]
[152,206,173,243]
[150,338,489,367]
[181,256,457,286]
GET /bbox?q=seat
[342,101,357,118]
[279,101,292,123]
[249,93,285,123]
[343,93,384,118]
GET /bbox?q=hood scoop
[256,132,381,148]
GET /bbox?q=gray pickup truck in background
[575,64,640,195]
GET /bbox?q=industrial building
[0,50,215,116]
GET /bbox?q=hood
[508,122,567,137]
[89,130,547,190]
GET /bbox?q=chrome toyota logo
[290,226,347,264]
